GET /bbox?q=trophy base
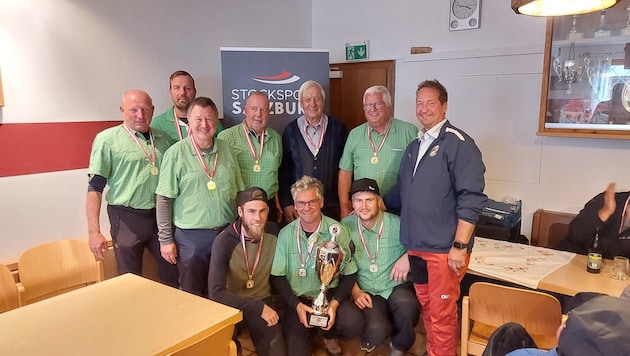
[622,28,630,36]
[308,312,330,328]
[567,32,583,40]
[594,30,611,38]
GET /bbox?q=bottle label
[588,253,602,270]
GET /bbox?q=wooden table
[538,254,630,297]
[468,239,630,297]
[0,273,242,355]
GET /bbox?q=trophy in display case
[594,10,611,38]
[308,224,345,328]
[567,15,583,40]
[553,43,592,94]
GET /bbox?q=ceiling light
[512,0,619,16]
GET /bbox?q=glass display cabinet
[539,2,630,139]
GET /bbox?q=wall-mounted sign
[345,41,369,61]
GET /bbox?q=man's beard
[243,221,265,239]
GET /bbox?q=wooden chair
[530,209,576,248]
[461,282,562,356]
[0,263,19,313]
[16,239,104,306]
[165,325,237,356]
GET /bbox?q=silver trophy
[308,223,345,327]
[553,43,591,94]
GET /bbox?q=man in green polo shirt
[338,85,417,218]
[87,89,179,288]
[156,96,244,297]
[151,70,223,141]
[270,175,362,356]
[341,178,419,355]
[217,91,283,224]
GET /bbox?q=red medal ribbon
[357,213,384,264]
[236,222,264,282]
[295,217,321,269]
[189,135,219,181]
[174,108,188,140]
[304,117,326,156]
[121,124,157,166]
[242,123,265,164]
[367,122,392,158]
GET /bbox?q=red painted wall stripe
[0,121,121,177]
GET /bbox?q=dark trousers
[267,197,279,225]
[174,226,225,297]
[361,282,420,351]
[107,205,179,288]
[236,297,286,356]
[282,298,363,356]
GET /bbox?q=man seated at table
[342,178,420,355]
[559,182,630,259]
[505,294,630,355]
[208,187,285,356]
[270,175,362,356]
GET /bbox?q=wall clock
[449,0,481,31]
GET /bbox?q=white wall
[312,1,630,237]
[0,0,312,262]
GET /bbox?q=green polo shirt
[271,215,358,298]
[151,105,223,141]
[342,211,406,299]
[88,125,174,209]
[217,122,282,198]
[155,137,244,228]
[339,118,417,196]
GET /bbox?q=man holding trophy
[271,175,362,356]
[342,178,420,355]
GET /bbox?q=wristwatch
[453,241,469,250]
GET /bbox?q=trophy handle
[553,57,562,81]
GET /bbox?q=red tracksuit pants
[408,251,470,356]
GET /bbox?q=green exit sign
[345,41,369,61]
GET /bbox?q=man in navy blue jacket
[385,79,487,356]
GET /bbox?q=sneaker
[360,341,376,352]
[390,342,406,356]
[322,338,342,356]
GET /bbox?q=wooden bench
[530,209,577,248]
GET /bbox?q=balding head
[120,89,154,132]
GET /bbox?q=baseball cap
[235,187,268,207]
[349,178,380,198]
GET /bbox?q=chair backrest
[0,263,19,313]
[530,209,576,248]
[461,282,562,355]
[17,239,104,305]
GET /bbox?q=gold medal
[207,180,216,191]
[370,156,379,164]
[246,279,255,289]
[253,163,261,172]
[150,166,159,175]
[298,268,307,277]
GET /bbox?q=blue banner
[220,47,329,133]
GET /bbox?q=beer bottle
[586,227,602,274]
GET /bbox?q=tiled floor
[237,320,435,356]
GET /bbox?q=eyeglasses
[363,102,385,110]
[295,198,320,209]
